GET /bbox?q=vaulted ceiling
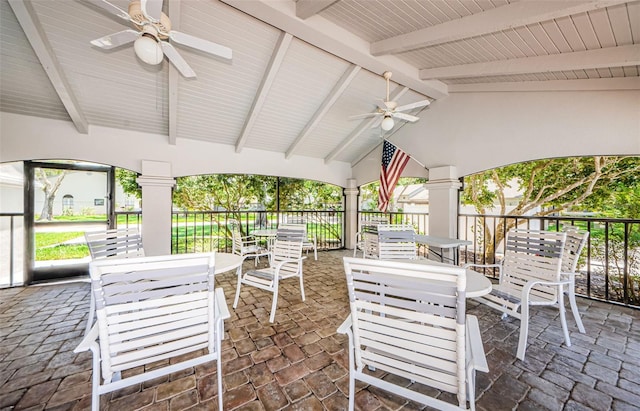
[2,0,638,167]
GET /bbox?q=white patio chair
[339,257,488,411]
[84,227,144,260]
[362,231,379,259]
[377,224,418,260]
[464,229,568,361]
[83,227,145,335]
[233,229,306,322]
[230,220,269,266]
[74,253,230,411]
[561,227,590,334]
[279,223,318,260]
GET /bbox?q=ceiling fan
[349,71,430,131]
[86,0,232,78]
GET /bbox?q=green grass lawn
[35,231,89,260]
[36,244,88,260]
[36,231,85,248]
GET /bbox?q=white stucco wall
[3,88,639,188]
[0,113,353,188]
[353,89,640,183]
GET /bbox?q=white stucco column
[344,178,359,250]
[424,165,463,239]
[136,160,175,256]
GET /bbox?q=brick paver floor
[1,249,639,410]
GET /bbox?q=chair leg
[313,247,317,261]
[566,282,586,333]
[558,291,572,347]
[269,287,278,323]
[348,371,356,411]
[299,273,306,302]
[216,338,224,411]
[467,368,477,411]
[233,270,242,309]
[516,304,529,361]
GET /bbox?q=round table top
[251,229,279,237]
[395,258,493,298]
[215,252,244,274]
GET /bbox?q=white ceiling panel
[1,0,637,165]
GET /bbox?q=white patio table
[399,258,492,298]
[251,228,279,250]
[215,252,244,275]
[414,234,472,266]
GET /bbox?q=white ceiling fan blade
[90,29,139,49]
[395,99,431,112]
[169,31,232,60]
[371,116,383,129]
[392,112,420,122]
[349,112,381,121]
[84,0,131,22]
[141,0,163,22]
[160,41,196,78]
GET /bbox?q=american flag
[378,140,410,212]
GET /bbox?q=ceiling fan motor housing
[128,1,171,39]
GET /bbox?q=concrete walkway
[1,250,639,410]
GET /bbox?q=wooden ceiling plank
[555,16,587,51]
[606,3,634,45]
[370,0,629,56]
[420,44,640,79]
[221,0,448,100]
[570,12,602,49]
[448,76,640,92]
[167,0,181,145]
[285,64,360,159]
[324,86,408,164]
[588,8,617,47]
[628,2,640,43]
[235,32,292,153]
[296,0,339,19]
[8,0,88,134]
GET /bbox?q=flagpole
[383,138,427,169]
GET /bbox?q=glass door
[25,161,114,282]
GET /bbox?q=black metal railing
[171,210,344,254]
[459,213,640,307]
[115,211,142,228]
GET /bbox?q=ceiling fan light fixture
[134,33,163,65]
[381,116,394,131]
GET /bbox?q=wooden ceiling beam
[295,0,339,19]
[371,0,630,56]
[8,0,88,134]
[420,44,640,80]
[235,32,292,153]
[286,64,360,159]
[167,0,181,145]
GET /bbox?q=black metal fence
[170,210,344,254]
[7,208,639,307]
[459,213,640,307]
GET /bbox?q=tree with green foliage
[461,156,640,263]
[360,178,428,211]
[36,168,68,221]
[115,168,141,199]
